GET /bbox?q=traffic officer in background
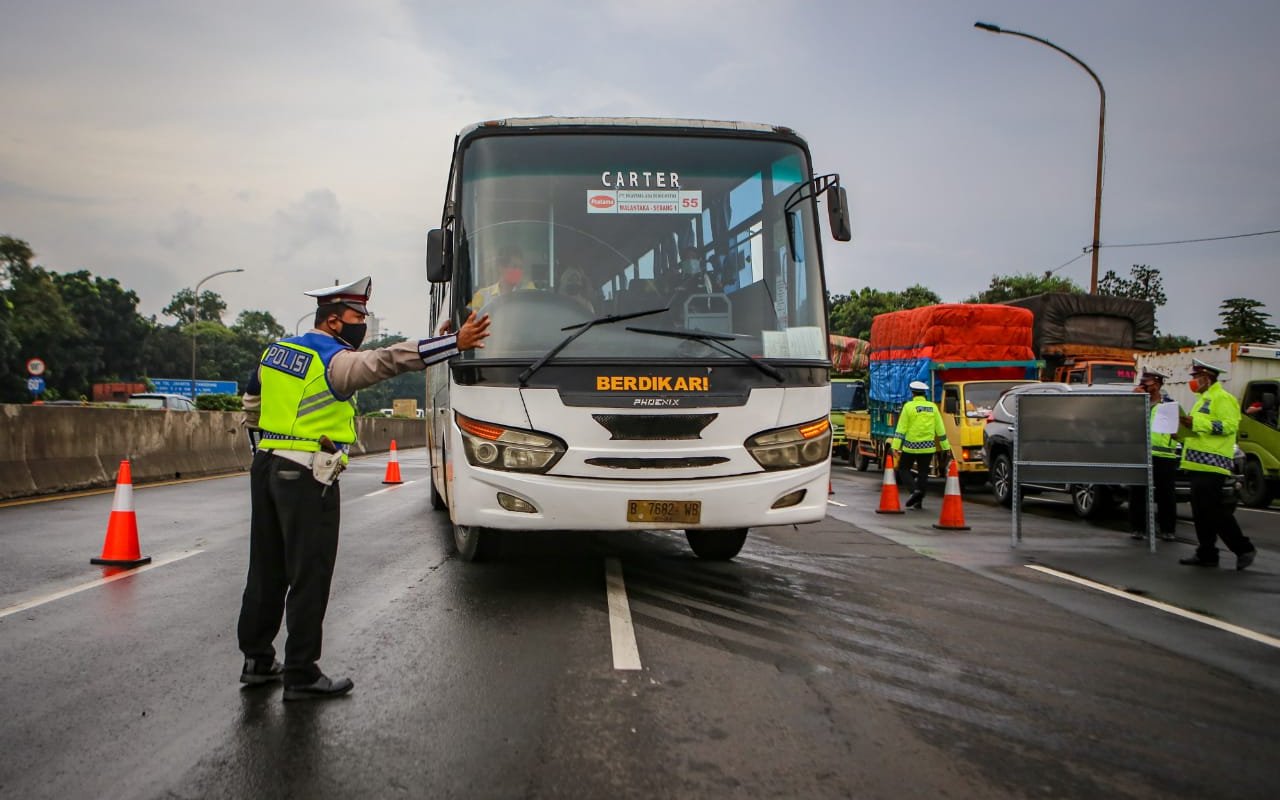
[237,277,491,700]
[1129,368,1182,541]
[892,380,950,510]
[1177,358,1257,570]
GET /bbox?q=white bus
[425,117,851,561]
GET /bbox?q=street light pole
[190,268,245,400]
[296,312,313,336]
[975,21,1107,294]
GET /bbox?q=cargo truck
[844,304,1041,483]
[1005,293,1156,384]
[1135,343,1280,507]
[829,378,866,461]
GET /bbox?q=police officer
[237,277,491,700]
[892,380,950,510]
[1177,358,1257,570]
[1129,368,1182,541]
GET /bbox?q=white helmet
[908,380,929,393]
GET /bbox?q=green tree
[1213,298,1280,344]
[828,284,941,340]
[163,288,228,325]
[232,309,285,342]
[1098,264,1167,308]
[1153,333,1199,350]
[140,322,191,382]
[964,273,1083,304]
[0,236,27,398]
[52,270,150,390]
[1,257,85,401]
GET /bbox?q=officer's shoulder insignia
[261,343,313,379]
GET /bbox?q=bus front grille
[584,457,729,469]
[591,413,717,440]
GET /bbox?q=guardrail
[0,404,426,501]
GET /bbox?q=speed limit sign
[26,358,46,377]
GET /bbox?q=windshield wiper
[625,326,785,382]
[517,306,668,386]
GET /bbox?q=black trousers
[898,452,933,502]
[238,450,341,686]
[1187,470,1252,561]
[1128,456,1179,535]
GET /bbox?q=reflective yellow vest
[892,397,949,454]
[256,332,357,454]
[1179,381,1237,475]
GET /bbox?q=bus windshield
[453,132,827,362]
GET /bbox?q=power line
[1098,227,1280,249]
[1045,251,1087,276]
[1044,226,1280,275]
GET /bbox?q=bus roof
[457,116,799,139]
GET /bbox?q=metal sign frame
[1012,391,1154,550]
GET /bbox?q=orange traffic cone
[875,452,905,514]
[932,460,970,531]
[382,439,403,484]
[91,460,152,567]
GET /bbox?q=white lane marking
[605,557,642,670]
[827,499,847,507]
[1026,564,1280,650]
[0,550,205,620]
[363,480,418,498]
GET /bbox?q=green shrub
[196,393,243,411]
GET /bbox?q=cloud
[272,188,348,264]
[155,208,204,251]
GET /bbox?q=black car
[981,382,1244,519]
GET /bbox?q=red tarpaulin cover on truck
[828,335,870,373]
[869,304,1036,363]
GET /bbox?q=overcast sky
[2,0,1277,345]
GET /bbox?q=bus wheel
[851,447,870,472]
[454,524,502,562]
[686,528,748,560]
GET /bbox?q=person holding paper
[1177,359,1257,570]
[1129,368,1182,541]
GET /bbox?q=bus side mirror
[826,185,852,242]
[426,228,451,283]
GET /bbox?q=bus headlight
[456,413,566,474]
[744,417,831,471]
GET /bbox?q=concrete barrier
[0,404,425,500]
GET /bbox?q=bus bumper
[449,461,832,532]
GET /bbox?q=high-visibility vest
[892,397,949,454]
[1179,381,1237,475]
[1151,400,1182,460]
[256,332,357,454]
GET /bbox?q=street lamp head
[974,21,1002,33]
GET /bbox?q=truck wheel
[851,447,870,472]
[1239,459,1271,508]
[1071,484,1113,520]
[990,453,1013,508]
[686,528,748,560]
[454,524,502,562]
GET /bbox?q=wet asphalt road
[1,449,1277,799]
